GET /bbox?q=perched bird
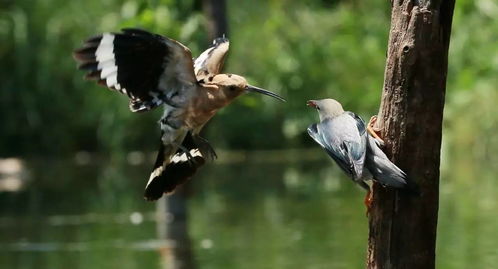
[306,99,417,207]
[73,28,285,201]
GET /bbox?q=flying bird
[306,99,417,207]
[73,28,285,201]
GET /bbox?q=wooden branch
[367,0,455,268]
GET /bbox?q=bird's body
[307,99,414,194]
[73,28,284,200]
[308,112,369,188]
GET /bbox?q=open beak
[246,85,286,102]
[306,100,317,108]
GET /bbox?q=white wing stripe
[105,73,118,88]
[98,60,116,70]
[95,34,115,62]
[100,65,117,78]
[95,34,119,88]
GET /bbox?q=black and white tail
[144,132,206,201]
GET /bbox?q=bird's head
[307,98,345,121]
[208,74,285,102]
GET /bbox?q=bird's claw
[193,135,218,161]
[367,115,385,147]
[178,145,198,166]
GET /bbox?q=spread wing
[307,112,367,180]
[73,28,198,112]
[193,37,229,81]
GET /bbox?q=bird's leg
[364,187,374,216]
[192,135,218,161]
[358,181,374,215]
[367,115,385,147]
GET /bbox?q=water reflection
[0,151,497,269]
[157,190,196,269]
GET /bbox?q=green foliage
[0,0,496,158]
[0,0,204,156]
[214,0,390,149]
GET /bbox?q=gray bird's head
[208,74,285,102]
[307,98,345,121]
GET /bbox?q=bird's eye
[317,106,321,110]
[229,86,237,91]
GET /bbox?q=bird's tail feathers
[369,157,420,196]
[365,135,420,196]
[143,134,206,201]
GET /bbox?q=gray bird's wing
[308,112,367,180]
[74,28,198,112]
[193,37,229,81]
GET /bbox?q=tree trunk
[367,1,455,268]
[202,0,228,41]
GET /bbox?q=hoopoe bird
[306,99,418,208]
[73,28,285,201]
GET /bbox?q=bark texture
[367,1,455,268]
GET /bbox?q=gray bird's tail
[365,135,420,195]
[143,132,206,201]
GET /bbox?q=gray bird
[306,99,416,206]
[73,29,285,201]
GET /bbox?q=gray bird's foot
[367,115,385,147]
[192,135,217,161]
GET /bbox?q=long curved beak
[246,85,286,102]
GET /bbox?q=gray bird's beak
[246,85,286,102]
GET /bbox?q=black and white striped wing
[193,37,229,81]
[73,28,198,112]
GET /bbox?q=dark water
[0,151,497,269]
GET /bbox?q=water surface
[0,151,496,268]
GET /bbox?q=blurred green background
[1,0,497,268]
[0,0,497,156]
